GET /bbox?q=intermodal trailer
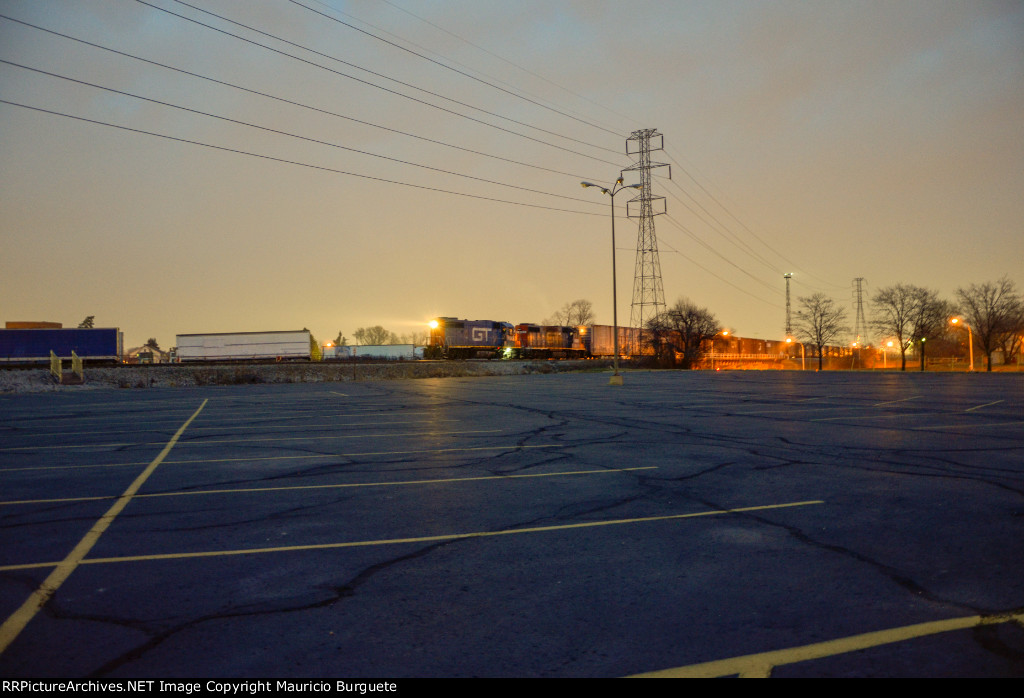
[175,330,311,361]
[0,328,123,363]
[582,324,653,357]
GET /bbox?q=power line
[655,238,786,310]
[662,147,847,290]
[376,0,633,133]
[663,214,784,297]
[661,175,782,275]
[286,0,624,139]
[0,59,607,208]
[0,99,606,217]
[0,14,606,182]
[140,1,625,161]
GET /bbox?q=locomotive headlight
[429,320,439,329]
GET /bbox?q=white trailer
[176,330,311,361]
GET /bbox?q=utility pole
[784,272,793,336]
[623,129,670,349]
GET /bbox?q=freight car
[582,324,653,357]
[426,318,514,359]
[513,324,587,359]
[175,330,312,361]
[0,327,123,363]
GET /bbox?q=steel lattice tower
[784,272,793,335]
[623,129,671,338]
[852,277,867,343]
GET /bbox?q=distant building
[125,345,169,364]
[5,321,62,329]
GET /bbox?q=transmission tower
[623,128,671,340]
[784,272,793,336]
[852,277,867,343]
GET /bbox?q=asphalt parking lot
[1,370,1022,677]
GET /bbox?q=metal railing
[49,350,61,382]
[71,351,83,381]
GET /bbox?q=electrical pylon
[622,129,671,343]
[852,277,867,343]
[784,272,793,336]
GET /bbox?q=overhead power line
[139,1,625,162]
[663,147,847,290]
[0,14,607,183]
[286,0,624,139]
[0,59,607,208]
[375,0,632,134]
[0,99,606,217]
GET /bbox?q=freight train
[426,317,651,360]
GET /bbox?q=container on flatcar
[0,328,123,363]
[175,330,312,361]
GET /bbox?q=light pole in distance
[581,177,642,386]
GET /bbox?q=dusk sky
[2,0,1022,351]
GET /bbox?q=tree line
[641,276,1023,372]
[775,277,1023,371]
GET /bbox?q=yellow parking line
[965,400,1004,412]
[0,443,563,473]
[0,399,208,656]
[0,500,822,571]
[0,467,657,506]
[811,413,935,422]
[733,406,860,416]
[913,420,1024,431]
[872,396,921,407]
[629,609,1024,677]
[8,417,460,440]
[0,428,502,452]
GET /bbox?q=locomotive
[426,317,649,360]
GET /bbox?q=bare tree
[911,295,956,371]
[398,331,428,346]
[565,299,594,326]
[870,285,916,370]
[354,326,392,345]
[872,285,949,371]
[794,293,848,371]
[955,277,1024,371]
[145,337,161,351]
[334,332,348,347]
[545,299,594,327]
[646,298,721,369]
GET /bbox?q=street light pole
[950,317,974,372]
[786,337,805,371]
[582,177,642,386]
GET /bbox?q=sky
[2,0,1022,350]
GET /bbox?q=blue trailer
[0,328,123,363]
